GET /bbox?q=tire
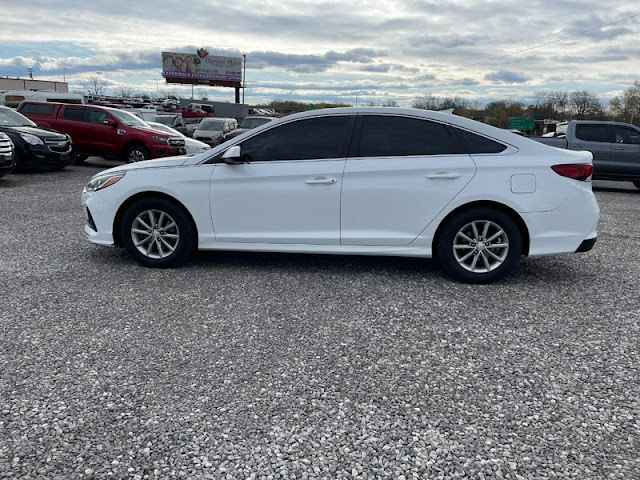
[123,144,151,163]
[120,197,195,268]
[633,180,640,190]
[11,151,27,173]
[436,207,522,284]
[74,153,89,165]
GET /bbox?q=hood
[91,156,190,177]
[9,126,68,139]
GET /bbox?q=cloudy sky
[1,1,638,106]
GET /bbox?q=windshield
[153,116,175,126]
[240,117,272,129]
[0,107,37,127]
[109,109,148,127]
[147,122,182,137]
[199,120,225,131]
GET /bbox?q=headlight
[20,133,44,145]
[151,135,169,144]
[84,171,125,193]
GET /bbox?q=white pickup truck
[532,120,640,189]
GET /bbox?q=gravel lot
[1,160,639,479]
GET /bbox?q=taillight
[551,164,593,181]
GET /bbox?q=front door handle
[612,146,624,151]
[426,172,462,180]
[305,177,337,185]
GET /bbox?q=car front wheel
[123,144,151,163]
[121,197,195,268]
[436,208,522,284]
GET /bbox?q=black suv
[0,106,72,171]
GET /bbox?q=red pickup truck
[17,101,186,163]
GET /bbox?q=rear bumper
[575,236,597,253]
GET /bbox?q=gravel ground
[0,161,638,479]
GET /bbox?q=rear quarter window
[453,128,507,154]
[20,103,56,116]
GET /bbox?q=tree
[83,75,106,97]
[549,91,569,119]
[570,91,602,119]
[609,81,640,126]
[119,85,134,98]
[382,99,399,107]
[413,94,441,110]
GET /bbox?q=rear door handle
[426,172,462,180]
[305,177,337,185]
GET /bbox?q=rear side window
[453,128,507,154]
[357,115,467,157]
[63,107,87,122]
[20,103,55,116]
[575,125,609,143]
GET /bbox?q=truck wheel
[124,144,151,163]
[436,207,522,284]
[120,197,195,268]
[633,181,640,190]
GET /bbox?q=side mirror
[221,145,242,164]
[103,118,117,127]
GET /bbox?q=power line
[434,12,640,74]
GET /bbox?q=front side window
[614,126,640,145]
[357,115,467,157]
[240,116,352,161]
[89,110,110,125]
[63,107,87,122]
[575,125,609,143]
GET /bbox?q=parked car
[0,132,14,177]
[81,107,599,283]
[192,118,237,146]
[151,114,201,137]
[17,101,186,163]
[224,115,278,140]
[0,105,72,171]
[145,121,211,155]
[530,120,640,189]
[182,103,215,120]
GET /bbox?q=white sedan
[81,107,599,283]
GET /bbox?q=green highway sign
[509,117,535,130]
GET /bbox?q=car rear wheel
[124,144,151,163]
[436,207,522,284]
[120,197,195,268]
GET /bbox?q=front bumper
[21,143,73,169]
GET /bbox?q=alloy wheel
[130,209,180,259]
[453,220,509,273]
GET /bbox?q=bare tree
[570,91,602,119]
[83,76,106,97]
[381,99,398,107]
[412,94,440,110]
[609,81,640,126]
[549,91,569,119]
[119,85,134,98]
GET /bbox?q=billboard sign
[161,49,242,86]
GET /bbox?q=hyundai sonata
[82,107,599,283]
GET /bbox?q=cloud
[484,70,531,84]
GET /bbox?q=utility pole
[27,68,33,79]
[62,67,68,82]
[242,54,246,104]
